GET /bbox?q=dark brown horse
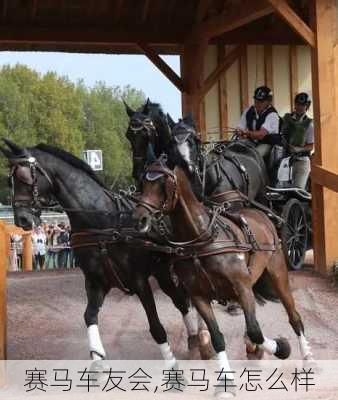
[133,159,314,379]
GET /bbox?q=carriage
[264,147,312,271]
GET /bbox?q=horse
[167,113,268,202]
[0,139,201,364]
[124,99,171,185]
[133,158,314,393]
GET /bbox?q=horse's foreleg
[154,268,200,351]
[267,252,314,361]
[193,296,235,398]
[84,277,108,360]
[134,275,176,367]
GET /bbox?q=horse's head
[0,139,54,230]
[168,113,203,200]
[133,157,179,234]
[124,99,172,184]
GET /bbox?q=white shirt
[237,106,280,134]
[32,232,47,256]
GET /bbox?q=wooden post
[289,45,298,109]
[240,45,249,111]
[264,45,273,89]
[22,233,33,271]
[311,0,338,274]
[181,40,208,139]
[0,222,8,360]
[218,44,228,139]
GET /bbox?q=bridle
[136,161,178,215]
[8,155,54,215]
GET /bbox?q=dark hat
[295,92,311,105]
[254,86,273,101]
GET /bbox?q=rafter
[113,0,124,24]
[0,25,185,45]
[138,42,185,92]
[31,0,39,21]
[195,0,212,23]
[187,0,274,42]
[141,0,151,23]
[199,45,243,98]
[166,0,177,24]
[266,0,315,47]
[2,0,8,22]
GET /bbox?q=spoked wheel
[281,198,308,270]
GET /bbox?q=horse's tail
[253,270,280,305]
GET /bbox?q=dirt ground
[7,253,338,361]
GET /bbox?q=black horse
[125,101,268,203]
[1,139,201,363]
[124,99,171,185]
[167,114,268,202]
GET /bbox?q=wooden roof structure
[0,0,312,54]
[0,0,337,362]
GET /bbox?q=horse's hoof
[247,345,264,360]
[275,337,291,360]
[188,334,199,350]
[214,383,236,399]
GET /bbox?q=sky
[0,52,182,120]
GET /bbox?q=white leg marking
[159,342,176,368]
[88,324,106,360]
[261,337,277,355]
[217,351,234,381]
[183,307,198,336]
[299,333,314,360]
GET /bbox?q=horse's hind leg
[232,274,291,360]
[134,274,177,367]
[154,268,200,351]
[84,275,109,360]
[266,252,314,361]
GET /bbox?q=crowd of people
[9,221,76,271]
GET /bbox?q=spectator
[32,227,47,270]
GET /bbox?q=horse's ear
[3,139,23,155]
[0,146,13,159]
[123,100,135,118]
[184,112,195,127]
[142,98,151,114]
[166,113,176,129]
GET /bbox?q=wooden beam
[166,0,177,24]
[218,44,228,139]
[264,45,273,89]
[240,46,249,110]
[141,0,151,23]
[30,0,38,21]
[0,25,185,45]
[138,42,185,92]
[188,1,274,42]
[0,222,7,360]
[266,0,315,47]
[199,45,242,98]
[113,0,124,24]
[2,0,8,22]
[312,164,338,193]
[195,0,212,23]
[289,45,298,109]
[311,0,338,274]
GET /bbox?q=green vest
[282,113,312,147]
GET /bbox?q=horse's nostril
[138,215,151,233]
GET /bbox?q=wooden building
[0,0,337,360]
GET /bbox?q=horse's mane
[34,143,109,189]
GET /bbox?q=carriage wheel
[281,198,307,271]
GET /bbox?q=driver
[281,92,314,189]
[236,86,281,158]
